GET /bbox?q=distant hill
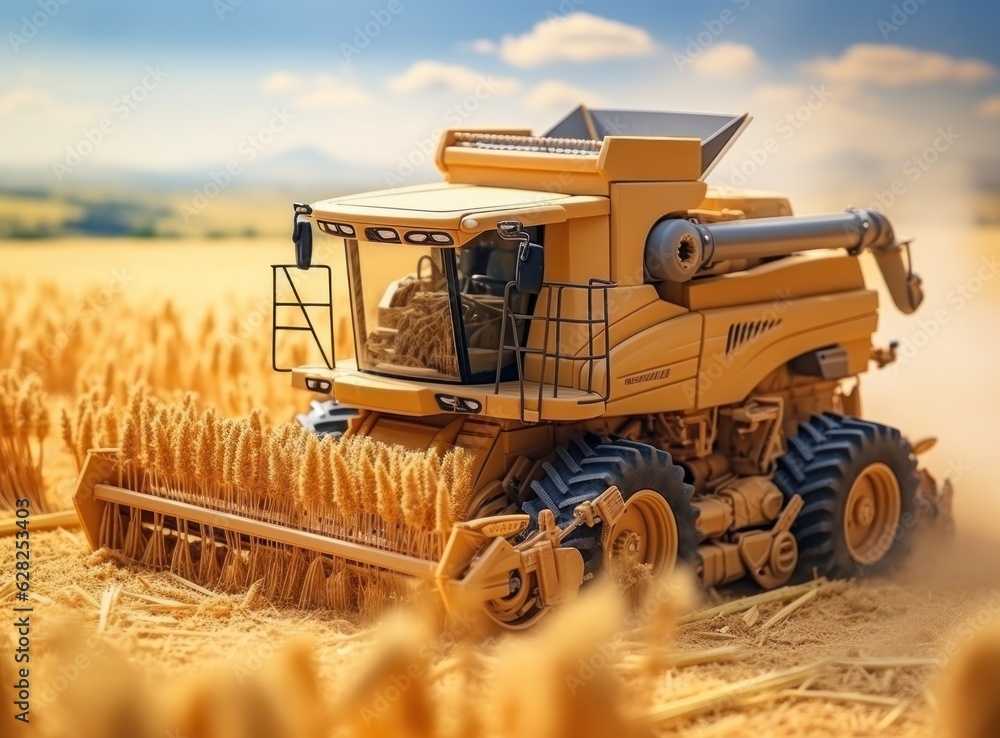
[0,147,409,238]
[0,146,387,194]
[238,146,386,190]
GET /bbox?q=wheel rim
[603,490,679,579]
[483,568,547,630]
[843,462,902,566]
[470,486,546,630]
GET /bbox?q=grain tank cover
[544,105,751,178]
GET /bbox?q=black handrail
[271,264,335,372]
[494,278,616,423]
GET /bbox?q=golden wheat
[0,370,49,511]
[62,388,474,604]
[4,277,460,610]
[0,277,337,421]
[24,579,707,738]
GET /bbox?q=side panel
[668,253,867,311]
[697,190,794,218]
[595,313,704,415]
[542,215,611,285]
[695,290,878,409]
[609,181,709,287]
[525,285,687,389]
[344,412,567,504]
[439,148,609,196]
[350,411,465,449]
[594,287,689,355]
[350,412,511,496]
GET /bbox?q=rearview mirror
[293,203,313,270]
[516,242,544,295]
[497,220,544,295]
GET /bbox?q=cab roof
[310,182,609,239]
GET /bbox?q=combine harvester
[75,107,951,627]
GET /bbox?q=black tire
[774,413,919,581]
[521,435,699,575]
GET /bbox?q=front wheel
[522,435,699,579]
[774,413,919,581]
[603,489,679,581]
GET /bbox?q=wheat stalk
[0,370,50,511]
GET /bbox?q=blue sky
[1,0,998,216]
[5,0,999,64]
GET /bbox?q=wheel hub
[854,497,875,527]
[483,567,545,630]
[613,531,642,559]
[603,490,679,580]
[843,462,903,566]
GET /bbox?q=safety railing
[494,278,616,423]
[271,264,335,372]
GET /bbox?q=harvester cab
[76,106,949,629]
[275,106,922,423]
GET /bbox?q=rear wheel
[844,462,902,565]
[522,435,698,578]
[774,413,918,580]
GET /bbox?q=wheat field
[1,235,999,737]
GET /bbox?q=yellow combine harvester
[75,107,951,627]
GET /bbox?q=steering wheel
[467,273,510,295]
[460,292,504,316]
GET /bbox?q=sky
[1,0,998,216]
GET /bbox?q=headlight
[317,220,357,237]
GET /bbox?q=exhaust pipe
[644,208,923,313]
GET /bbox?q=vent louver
[725,318,783,355]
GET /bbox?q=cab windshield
[346,228,538,383]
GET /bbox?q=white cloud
[387,60,520,95]
[807,44,996,87]
[0,87,93,124]
[262,72,303,94]
[0,88,53,117]
[489,12,656,68]
[979,95,1000,119]
[751,83,802,105]
[523,80,606,110]
[690,42,762,80]
[296,74,372,109]
[464,39,497,55]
